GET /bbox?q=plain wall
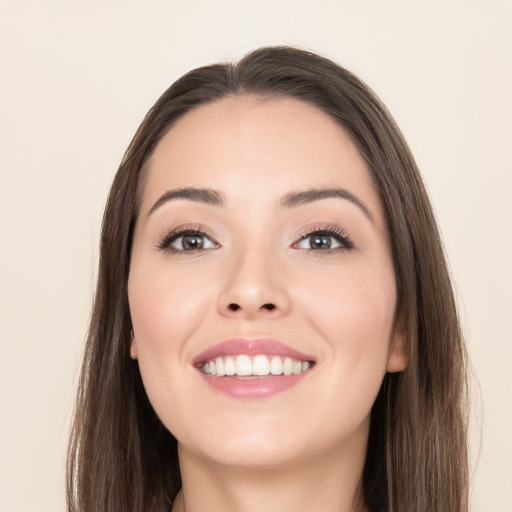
[1,1,510,510]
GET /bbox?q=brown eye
[296,232,342,251]
[158,230,218,252]
[180,234,205,250]
[171,232,217,251]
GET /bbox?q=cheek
[127,264,214,431]
[128,263,213,355]
[298,264,397,368]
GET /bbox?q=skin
[128,96,407,512]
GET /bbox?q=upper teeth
[200,355,312,377]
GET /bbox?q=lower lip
[198,371,310,399]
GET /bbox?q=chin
[184,436,310,471]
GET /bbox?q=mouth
[198,354,314,377]
[193,338,316,399]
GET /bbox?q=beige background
[1,1,511,510]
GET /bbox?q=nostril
[227,303,276,312]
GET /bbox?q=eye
[297,233,340,250]
[157,229,219,253]
[294,227,353,252]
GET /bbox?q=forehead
[140,96,384,223]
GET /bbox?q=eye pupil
[182,235,204,250]
[310,234,331,250]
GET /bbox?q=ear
[129,332,139,360]
[386,318,408,373]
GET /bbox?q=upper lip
[192,338,316,366]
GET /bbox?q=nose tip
[217,251,291,319]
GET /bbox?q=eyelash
[156,226,219,254]
[156,225,354,254]
[295,225,354,253]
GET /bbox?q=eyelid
[156,224,220,252]
[293,224,354,251]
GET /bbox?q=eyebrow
[280,188,373,222]
[148,186,373,222]
[148,187,225,216]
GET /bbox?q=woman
[67,46,469,512]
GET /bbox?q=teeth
[235,355,252,376]
[270,356,283,375]
[201,355,313,377]
[253,355,270,376]
[283,357,293,376]
[215,357,225,377]
[225,356,236,376]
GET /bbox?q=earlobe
[386,322,408,373]
[129,332,138,360]
[386,350,408,373]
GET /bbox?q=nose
[217,246,291,320]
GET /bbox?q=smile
[200,354,313,377]
[193,338,316,399]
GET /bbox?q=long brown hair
[67,46,469,512]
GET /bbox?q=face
[128,97,406,471]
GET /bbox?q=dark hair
[67,46,469,512]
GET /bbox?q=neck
[172,441,368,512]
